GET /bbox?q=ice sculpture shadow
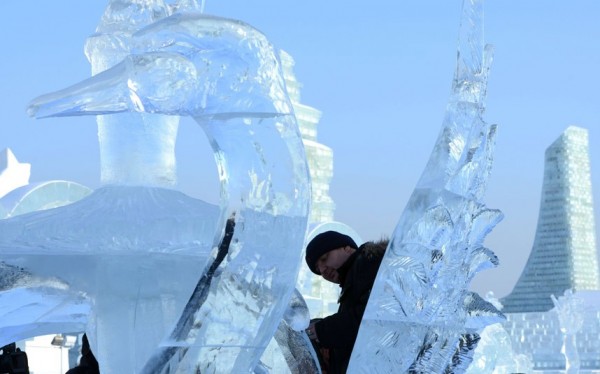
[1,2,312,374]
[348,0,505,372]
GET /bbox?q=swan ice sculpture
[1,2,311,373]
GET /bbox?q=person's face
[316,246,354,284]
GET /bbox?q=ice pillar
[85,0,178,186]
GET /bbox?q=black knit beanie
[305,231,358,275]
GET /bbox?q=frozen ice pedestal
[0,186,219,372]
[0,187,312,374]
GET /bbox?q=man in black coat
[304,231,386,374]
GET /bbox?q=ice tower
[502,126,600,313]
[279,50,349,318]
[279,50,335,224]
[349,0,505,371]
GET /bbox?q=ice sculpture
[1,1,311,373]
[551,289,585,373]
[0,261,90,343]
[83,0,179,187]
[0,185,221,373]
[258,289,321,373]
[348,0,504,372]
[0,169,93,342]
[467,323,529,374]
[466,294,533,374]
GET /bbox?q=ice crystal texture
[2,1,310,373]
[552,289,585,373]
[348,0,504,372]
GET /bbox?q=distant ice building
[280,50,335,224]
[503,291,600,373]
[279,50,356,317]
[502,126,600,313]
[498,126,600,372]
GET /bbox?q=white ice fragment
[0,148,30,199]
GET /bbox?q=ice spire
[348,0,503,372]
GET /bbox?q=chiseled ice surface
[258,289,321,374]
[24,1,310,373]
[0,186,219,372]
[0,262,89,343]
[282,288,311,332]
[82,0,183,187]
[466,294,533,374]
[552,289,585,373]
[349,0,504,372]
[0,186,219,255]
[466,323,533,374]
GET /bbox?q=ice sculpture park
[0,0,520,372]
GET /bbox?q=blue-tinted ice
[2,0,507,372]
[348,0,504,372]
[552,289,585,373]
[3,1,311,373]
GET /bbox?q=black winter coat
[314,240,386,374]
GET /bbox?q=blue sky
[1,1,599,298]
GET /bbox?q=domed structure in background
[0,148,92,219]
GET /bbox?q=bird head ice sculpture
[21,3,311,373]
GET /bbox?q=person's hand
[305,321,319,342]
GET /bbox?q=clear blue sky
[1,1,599,298]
